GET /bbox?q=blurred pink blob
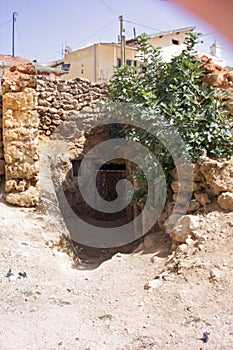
[174,0,233,44]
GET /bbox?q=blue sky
[0,0,233,66]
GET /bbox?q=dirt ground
[0,193,233,350]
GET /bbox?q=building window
[126,59,137,67]
[117,58,121,67]
[117,58,137,67]
[172,39,179,45]
[61,63,71,72]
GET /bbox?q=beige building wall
[64,45,96,81]
[148,31,188,62]
[97,44,115,82]
[126,29,194,63]
[58,28,194,82]
[98,44,138,82]
[63,43,138,82]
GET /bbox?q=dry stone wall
[0,61,232,217]
[37,76,107,136]
[0,65,107,207]
[201,56,233,118]
[168,156,233,250]
[1,64,40,207]
[171,156,233,213]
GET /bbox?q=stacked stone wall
[1,64,40,206]
[200,56,233,118]
[171,156,233,213]
[36,76,107,136]
[0,61,232,212]
[0,65,107,206]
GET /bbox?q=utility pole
[12,12,18,57]
[119,15,126,66]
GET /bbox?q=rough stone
[170,163,202,182]
[168,215,200,243]
[172,192,191,205]
[5,179,28,192]
[5,186,40,207]
[3,110,39,129]
[3,89,37,111]
[5,163,39,179]
[200,158,233,195]
[187,200,200,213]
[194,192,211,206]
[171,180,201,193]
[217,192,233,211]
[3,128,38,142]
[209,269,222,282]
[175,243,189,254]
[144,279,162,291]
[203,73,225,87]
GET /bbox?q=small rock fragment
[209,269,222,282]
[144,279,162,291]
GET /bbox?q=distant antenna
[64,45,72,55]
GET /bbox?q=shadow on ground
[73,229,171,270]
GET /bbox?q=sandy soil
[0,195,233,350]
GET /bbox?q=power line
[221,47,233,53]
[124,19,162,32]
[200,32,216,37]
[75,17,118,47]
[200,40,233,54]
[0,19,12,28]
[98,0,118,15]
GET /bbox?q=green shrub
[107,32,233,204]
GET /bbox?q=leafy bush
[107,32,233,204]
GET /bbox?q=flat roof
[46,25,196,62]
[126,26,196,45]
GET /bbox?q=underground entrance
[61,126,171,267]
[71,159,131,223]
[63,157,145,267]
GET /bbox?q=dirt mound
[0,196,232,349]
